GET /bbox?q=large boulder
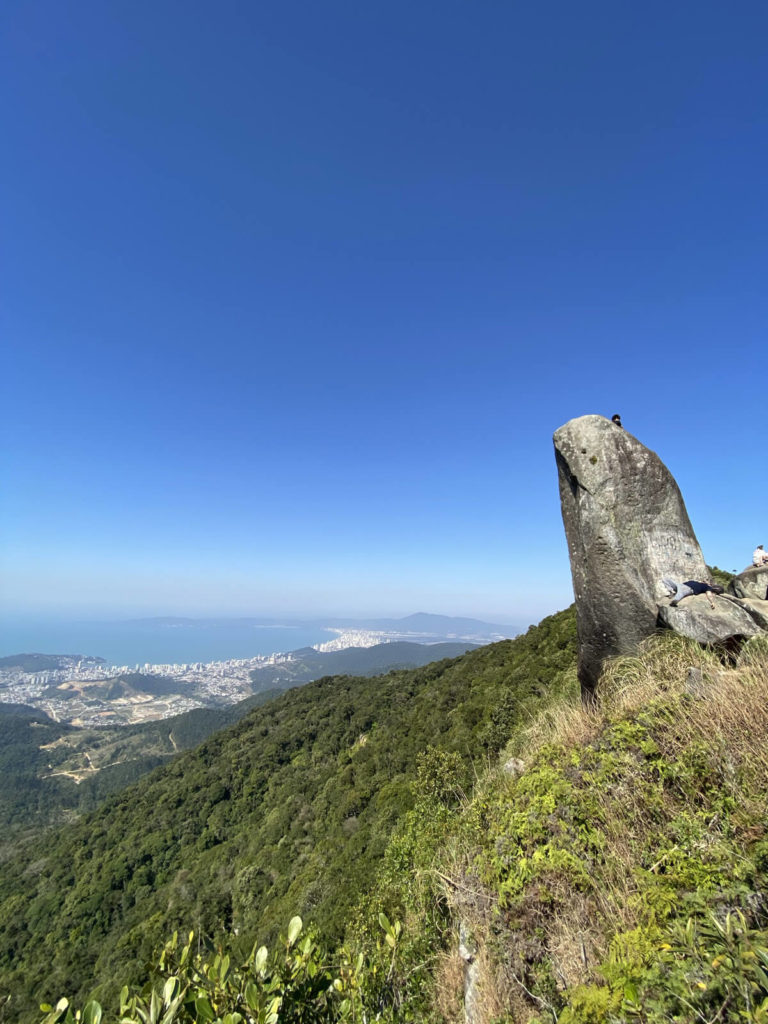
[733,597,768,630]
[554,414,709,698]
[728,566,768,602]
[658,594,764,644]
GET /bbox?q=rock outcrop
[554,415,768,698]
[554,415,709,698]
[657,594,764,645]
[728,566,768,602]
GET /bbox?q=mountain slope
[0,643,474,840]
[46,633,768,1024]
[0,608,577,1019]
[0,691,283,841]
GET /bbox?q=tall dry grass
[512,632,768,767]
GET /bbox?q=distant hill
[124,613,519,639]
[0,702,49,719]
[248,639,477,689]
[369,612,515,635]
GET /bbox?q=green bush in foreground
[39,915,405,1024]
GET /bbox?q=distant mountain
[360,612,516,635]
[123,613,519,639]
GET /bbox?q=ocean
[0,619,336,668]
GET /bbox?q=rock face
[458,922,480,1024]
[658,594,764,645]
[728,566,768,602]
[734,598,768,630]
[554,414,709,698]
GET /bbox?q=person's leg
[670,582,693,606]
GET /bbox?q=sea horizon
[0,617,338,668]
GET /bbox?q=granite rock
[728,566,768,602]
[554,414,708,699]
[657,594,764,645]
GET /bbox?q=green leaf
[160,993,186,1024]
[378,912,391,935]
[149,989,161,1024]
[287,916,303,947]
[119,987,131,1014]
[193,996,214,1023]
[254,945,268,975]
[163,979,179,1006]
[82,1001,102,1024]
[244,981,261,1011]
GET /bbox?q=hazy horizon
[0,609,527,666]
[0,606,530,633]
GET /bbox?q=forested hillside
[36,632,768,1024]
[0,641,478,843]
[0,691,283,840]
[0,609,578,1020]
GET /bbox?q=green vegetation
[247,641,479,691]
[417,633,768,1022]
[0,692,283,841]
[39,917,400,1024]
[8,606,766,1022]
[708,565,736,587]
[0,642,480,844]
[0,609,578,1021]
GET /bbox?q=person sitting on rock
[753,545,768,567]
[661,578,725,607]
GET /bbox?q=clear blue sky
[2,1,766,624]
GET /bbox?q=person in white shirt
[753,545,768,567]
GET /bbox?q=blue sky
[2,1,767,624]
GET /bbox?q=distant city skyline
[3,2,766,625]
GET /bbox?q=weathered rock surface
[730,597,768,630]
[554,414,709,698]
[459,922,480,1024]
[658,594,764,644]
[728,566,768,602]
